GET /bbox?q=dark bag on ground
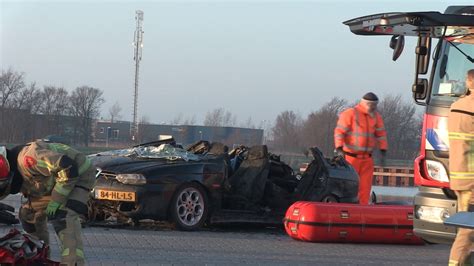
[0,202,19,225]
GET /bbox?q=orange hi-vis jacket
[334,103,388,155]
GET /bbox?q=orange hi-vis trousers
[344,155,374,205]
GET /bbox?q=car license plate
[95,189,136,202]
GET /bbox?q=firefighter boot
[50,208,85,266]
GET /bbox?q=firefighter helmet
[0,146,12,200]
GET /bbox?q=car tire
[321,194,339,203]
[170,183,209,231]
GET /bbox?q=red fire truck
[344,6,474,243]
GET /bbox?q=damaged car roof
[94,144,202,162]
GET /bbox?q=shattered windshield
[430,40,474,104]
[97,144,202,161]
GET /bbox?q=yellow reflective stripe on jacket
[76,248,85,258]
[37,159,49,169]
[54,183,73,196]
[61,248,84,259]
[48,143,71,153]
[344,143,374,152]
[62,248,70,257]
[449,132,474,140]
[448,259,459,266]
[336,125,349,131]
[346,132,375,137]
[450,172,474,179]
[56,158,91,182]
[57,169,69,182]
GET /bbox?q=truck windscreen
[430,41,474,105]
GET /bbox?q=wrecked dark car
[88,139,359,230]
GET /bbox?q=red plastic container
[283,201,424,245]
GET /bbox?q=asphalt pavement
[0,193,451,265]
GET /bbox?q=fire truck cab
[344,6,474,243]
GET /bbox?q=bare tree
[271,110,303,152]
[0,68,25,109]
[170,113,184,125]
[170,113,196,125]
[9,82,43,142]
[301,97,348,155]
[240,117,255,129]
[13,82,42,113]
[108,101,122,123]
[204,108,237,127]
[377,94,421,160]
[0,69,26,142]
[40,86,58,115]
[139,115,150,125]
[257,119,273,144]
[53,88,69,117]
[69,86,105,146]
[183,115,196,125]
[137,115,151,143]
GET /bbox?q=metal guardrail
[373,166,414,187]
[298,163,415,187]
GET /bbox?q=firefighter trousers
[449,190,474,266]
[19,188,89,266]
[344,155,373,205]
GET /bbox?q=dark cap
[362,92,379,102]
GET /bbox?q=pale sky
[1,0,471,126]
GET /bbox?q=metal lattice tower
[131,10,144,142]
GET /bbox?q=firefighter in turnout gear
[448,69,474,266]
[334,92,388,205]
[6,140,95,266]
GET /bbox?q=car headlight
[425,160,449,183]
[116,174,146,185]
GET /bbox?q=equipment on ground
[284,201,424,245]
[0,228,59,265]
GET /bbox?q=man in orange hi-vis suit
[334,92,388,205]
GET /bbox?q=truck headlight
[425,160,449,183]
[116,174,146,185]
[416,206,451,223]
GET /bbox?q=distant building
[93,120,263,148]
[93,120,132,146]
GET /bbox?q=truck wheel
[170,183,209,231]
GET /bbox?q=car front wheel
[170,183,209,231]
[321,194,339,203]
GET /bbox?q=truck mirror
[416,37,431,75]
[412,78,428,101]
[389,35,405,61]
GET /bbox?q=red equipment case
[283,201,424,245]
